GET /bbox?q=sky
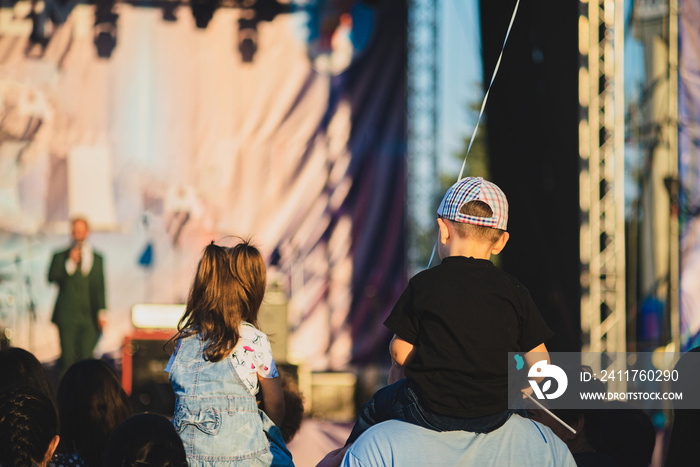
[438,0,483,179]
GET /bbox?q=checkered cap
[437,177,508,230]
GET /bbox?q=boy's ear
[491,231,510,255]
[437,217,450,244]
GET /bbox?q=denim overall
[170,335,274,466]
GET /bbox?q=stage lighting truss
[23,0,292,61]
[578,0,627,390]
[406,0,439,275]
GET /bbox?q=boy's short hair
[446,201,505,243]
[437,177,508,243]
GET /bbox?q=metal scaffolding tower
[407,0,439,275]
[578,0,627,385]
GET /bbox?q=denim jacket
[169,335,281,466]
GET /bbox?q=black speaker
[124,331,175,416]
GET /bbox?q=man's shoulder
[503,415,560,442]
[343,417,576,467]
[489,416,575,464]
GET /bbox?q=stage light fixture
[237,7,258,63]
[94,0,118,58]
[161,0,179,21]
[49,0,77,24]
[190,0,219,29]
[27,0,77,51]
[235,0,291,63]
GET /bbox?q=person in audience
[322,414,575,467]
[102,413,187,467]
[166,240,290,466]
[0,347,55,404]
[0,387,60,467]
[664,346,700,466]
[50,359,131,467]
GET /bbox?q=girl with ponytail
[166,240,287,466]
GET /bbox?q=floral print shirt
[230,322,279,395]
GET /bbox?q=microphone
[73,240,84,271]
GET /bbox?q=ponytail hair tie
[210,240,215,246]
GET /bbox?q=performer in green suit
[48,217,106,376]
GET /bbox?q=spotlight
[28,9,49,47]
[238,34,257,63]
[237,8,257,63]
[190,0,219,29]
[162,0,179,22]
[48,0,77,24]
[235,0,291,63]
[94,21,117,58]
[94,0,118,58]
[28,0,78,50]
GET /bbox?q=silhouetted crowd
[1,346,698,466]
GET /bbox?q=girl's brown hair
[171,239,267,362]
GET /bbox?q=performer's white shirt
[65,242,94,276]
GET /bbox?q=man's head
[71,217,89,244]
[436,178,509,258]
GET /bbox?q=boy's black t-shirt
[384,256,553,418]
